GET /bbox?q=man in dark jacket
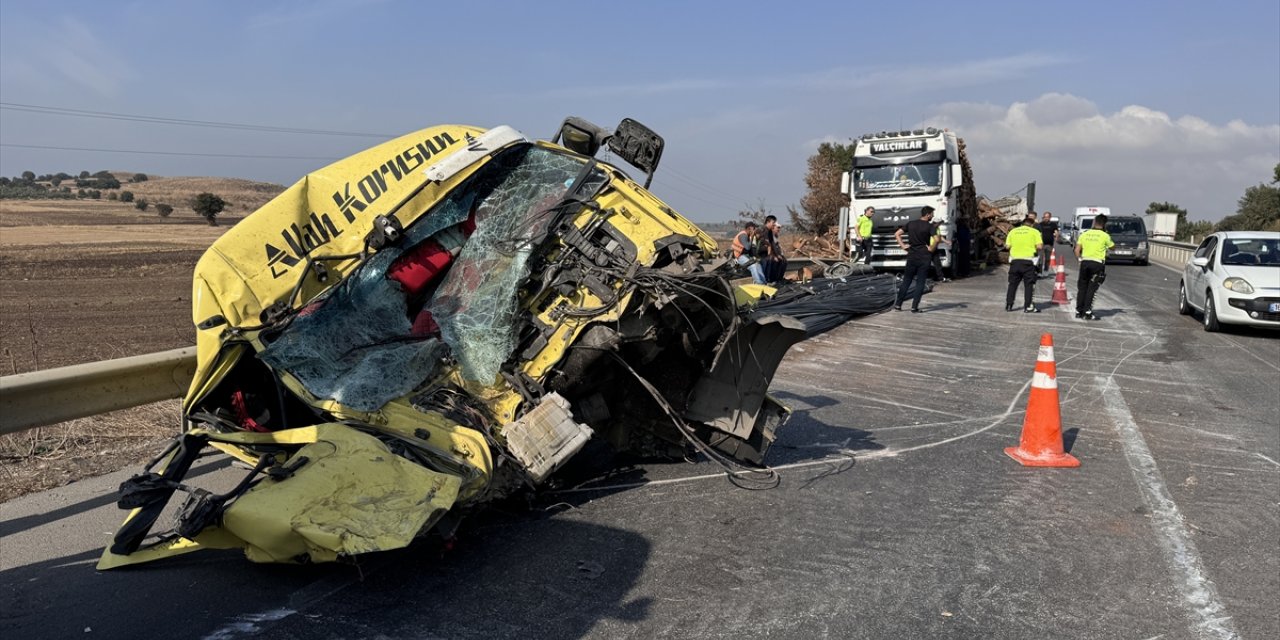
[1036,212,1059,275]
[892,207,938,313]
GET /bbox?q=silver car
[1179,231,1280,331]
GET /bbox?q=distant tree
[89,190,102,199]
[156,203,174,217]
[119,190,134,203]
[107,191,119,201]
[129,173,149,183]
[789,141,856,234]
[737,199,769,224]
[1181,220,1214,242]
[1274,162,1280,185]
[92,170,115,179]
[0,177,9,186]
[1216,180,1280,232]
[54,172,71,181]
[79,170,90,179]
[135,198,149,211]
[20,170,35,182]
[191,192,227,226]
[77,188,87,198]
[50,176,62,187]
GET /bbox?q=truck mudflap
[683,314,807,464]
[98,424,461,570]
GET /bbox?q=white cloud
[922,93,1280,219]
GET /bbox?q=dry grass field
[0,176,284,501]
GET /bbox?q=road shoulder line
[1100,376,1239,640]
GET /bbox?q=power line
[1,142,341,161]
[661,164,749,202]
[0,102,394,138]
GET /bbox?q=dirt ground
[0,192,270,502]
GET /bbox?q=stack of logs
[784,194,1026,271]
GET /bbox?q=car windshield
[1106,219,1146,235]
[854,162,943,197]
[1222,237,1280,266]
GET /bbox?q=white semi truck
[838,128,977,270]
[1143,211,1178,239]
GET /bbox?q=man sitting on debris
[733,221,767,284]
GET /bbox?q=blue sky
[1,0,1277,223]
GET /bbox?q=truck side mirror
[950,165,964,190]
[840,172,851,195]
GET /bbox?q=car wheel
[1203,291,1221,332]
[1178,282,1192,316]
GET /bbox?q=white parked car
[1179,231,1280,331]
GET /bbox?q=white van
[1073,206,1111,241]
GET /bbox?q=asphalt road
[2,249,1277,640]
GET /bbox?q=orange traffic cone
[1005,333,1080,467]
[1050,254,1070,305]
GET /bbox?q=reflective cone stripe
[1051,259,1070,305]
[1032,344,1057,388]
[1005,333,1080,468]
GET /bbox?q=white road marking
[1255,452,1280,468]
[1216,334,1280,373]
[1100,376,1239,640]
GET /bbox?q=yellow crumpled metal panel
[221,424,461,563]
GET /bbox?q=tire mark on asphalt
[1100,376,1240,640]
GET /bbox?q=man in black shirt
[893,206,938,312]
[1036,212,1059,275]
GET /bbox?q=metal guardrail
[0,347,196,435]
[1148,238,1196,267]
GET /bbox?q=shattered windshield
[854,162,943,197]
[260,145,608,408]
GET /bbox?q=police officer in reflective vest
[855,206,874,264]
[1074,213,1115,321]
[1004,215,1043,312]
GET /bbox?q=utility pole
[1026,181,1036,213]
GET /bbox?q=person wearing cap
[892,206,938,313]
[1074,213,1115,320]
[1004,215,1043,312]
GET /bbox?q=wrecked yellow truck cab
[99,118,810,569]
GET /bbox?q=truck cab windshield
[854,162,943,197]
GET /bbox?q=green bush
[156,203,174,217]
[120,190,134,203]
[107,191,119,200]
[191,192,227,226]
[129,173,149,183]
[135,199,149,211]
